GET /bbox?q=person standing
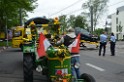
[57,27,81,79]
[99,31,108,56]
[110,33,116,56]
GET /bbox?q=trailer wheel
[80,73,95,82]
[23,54,33,82]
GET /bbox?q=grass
[0,41,12,47]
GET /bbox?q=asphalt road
[0,41,124,82]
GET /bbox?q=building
[108,6,124,40]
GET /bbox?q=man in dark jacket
[57,27,80,79]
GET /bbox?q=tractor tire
[32,54,36,69]
[20,44,23,51]
[23,54,33,82]
[80,73,95,82]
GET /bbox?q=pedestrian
[57,27,81,79]
[99,31,108,56]
[110,32,116,56]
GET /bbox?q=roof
[117,6,124,12]
[25,17,49,26]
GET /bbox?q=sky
[27,0,124,28]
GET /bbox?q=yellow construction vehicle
[12,26,25,49]
[0,32,5,41]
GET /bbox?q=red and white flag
[68,34,80,53]
[37,33,51,59]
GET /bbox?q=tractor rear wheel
[23,54,33,82]
[80,73,95,82]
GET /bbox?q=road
[0,41,124,82]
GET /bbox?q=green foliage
[59,15,68,33]
[67,15,76,28]
[59,15,88,33]
[94,28,104,36]
[74,15,88,29]
[0,0,37,31]
[0,41,12,47]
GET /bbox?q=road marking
[86,63,105,72]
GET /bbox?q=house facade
[108,6,124,40]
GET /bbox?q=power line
[49,0,124,18]
[49,0,82,17]
[66,0,124,15]
[66,8,83,15]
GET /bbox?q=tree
[74,15,88,29]
[67,15,76,28]
[82,0,108,31]
[0,0,37,31]
[94,28,104,36]
[59,15,88,33]
[59,15,68,33]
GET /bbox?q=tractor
[22,17,95,82]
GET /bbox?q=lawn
[0,40,12,47]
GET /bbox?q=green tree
[59,15,88,33]
[82,0,108,31]
[0,0,37,31]
[59,15,68,33]
[67,15,76,28]
[94,28,104,36]
[74,15,88,29]
[67,15,88,29]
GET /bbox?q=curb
[0,46,8,53]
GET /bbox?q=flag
[68,34,80,53]
[37,33,51,58]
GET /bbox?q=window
[116,10,119,15]
[116,25,118,32]
[116,18,118,24]
[13,31,22,37]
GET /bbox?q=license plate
[55,68,68,75]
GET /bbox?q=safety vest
[67,34,80,54]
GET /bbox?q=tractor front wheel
[23,54,33,82]
[80,73,95,82]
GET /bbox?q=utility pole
[19,8,22,26]
[90,6,93,34]
[105,21,108,33]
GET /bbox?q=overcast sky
[27,0,124,28]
